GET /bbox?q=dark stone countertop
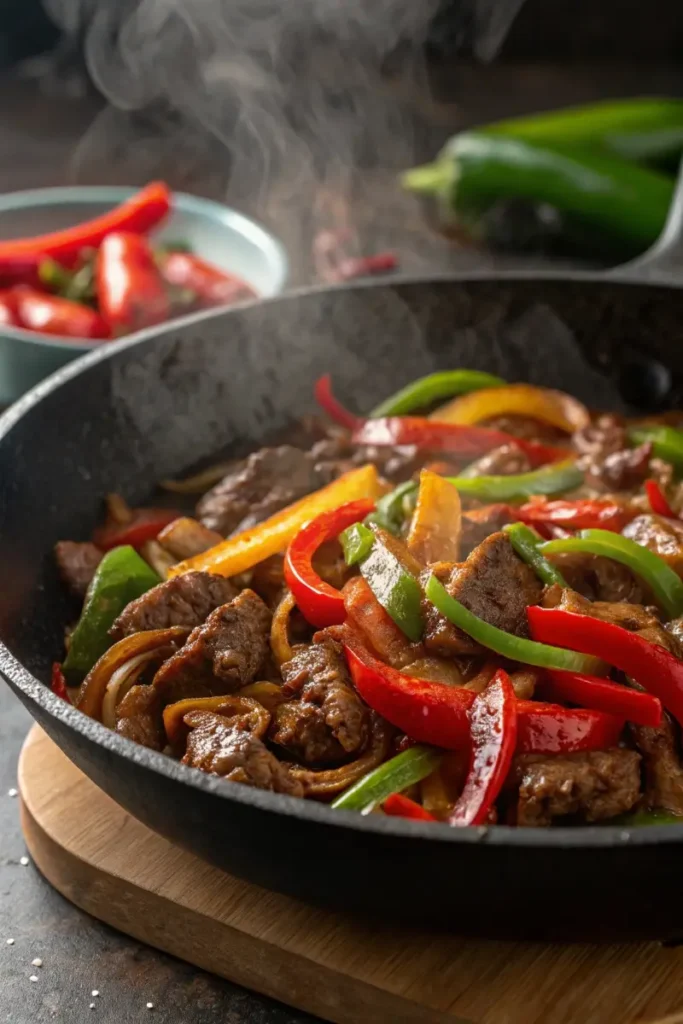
[1,57,683,1024]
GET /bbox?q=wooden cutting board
[17,725,683,1024]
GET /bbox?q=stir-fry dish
[53,371,683,827]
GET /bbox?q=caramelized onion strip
[290,713,393,797]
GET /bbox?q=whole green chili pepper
[339,521,375,566]
[629,425,683,469]
[503,522,567,587]
[480,97,683,166]
[370,370,505,418]
[446,459,583,504]
[63,545,160,682]
[366,480,418,536]
[403,132,674,257]
[331,745,441,812]
[540,529,683,620]
[359,531,424,642]
[425,574,602,673]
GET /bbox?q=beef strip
[182,711,303,796]
[272,636,369,765]
[423,532,542,657]
[54,541,103,597]
[514,749,641,826]
[573,414,652,492]
[630,714,683,815]
[460,444,532,478]
[549,553,644,604]
[115,684,165,751]
[622,514,683,578]
[110,571,238,641]
[479,414,564,444]
[153,589,271,701]
[459,505,519,557]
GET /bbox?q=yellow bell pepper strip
[446,459,583,503]
[331,744,442,812]
[503,522,567,587]
[169,464,385,578]
[63,545,160,682]
[540,529,683,620]
[370,370,505,417]
[425,574,603,673]
[629,425,683,469]
[358,527,425,642]
[431,383,590,434]
[339,521,375,566]
[407,470,462,565]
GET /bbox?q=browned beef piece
[182,711,303,796]
[271,637,369,765]
[460,505,519,557]
[311,434,432,484]
[514,750,641,826]
[573,414,652,492]
[153,589,271,700]
[110,571,238,641]
[460,444,532,478]
[115,684,165,751]
[623,514,683,578]
[480,414,564,444]
[197,445,322,536]
[423,533,542,657]
[630,715,683,815]
[549,553,644,604]
[55,541,103,597]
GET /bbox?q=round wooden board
[17,724,683,1024]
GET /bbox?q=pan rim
[2,271,682,853]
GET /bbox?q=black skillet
[3,186,683,944]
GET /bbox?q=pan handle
[610,159,683,282]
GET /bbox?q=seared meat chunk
[630,714,683,816]
[115,684,165,751]
[623,514,683,578]
[153,589,271,699]
[460,505,519,557]
[461,444,532,478]
[183,711,303,796]
[110,571,238,641]
[424,533,542,657]
[55,541,103,597]
[549,553,644,604]
[514,750,641,826]
[573,414,652,492]
[197,445,321,536]
[272,637,369,765]
[480,414,564,444]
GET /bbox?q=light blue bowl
[0,186,288,405]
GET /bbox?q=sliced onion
[101,651,162,730]
[78,626,190,720]
[290,713,393,797]
[105,492,134,525]
[139,539,176,578]
[237,681,286,712]
[157,517,224,560]
[271,590,296,666]
[164,694,271,751]
[407,470,462,565]
[160,463,234,494]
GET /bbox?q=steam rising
[44,0,527,278]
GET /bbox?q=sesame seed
[91,990,99,997]
[89,1003,96,1010]
[146,1003,154,1010]
[31,959,42,968]
[6,939,14,946]
[29,975,38,982]
[7,788,17,798]
[19,857,29,867]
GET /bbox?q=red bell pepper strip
[160,251,255,308]
[343,628,623,753]
[544,669,662,727]
[517,497,635,532]
[645,478,676,519]
[284,499,375,628]
[528,605,683,728]
[0,183,171,276]
[12,286,110,339]
[97,232,169,334]
[314,374,361,430]
[50,663,72,704]
[383,793,436,821]
[334,252,398,281]
[92,508,181,551]
[449,670,517,826]
[0,290,19,327]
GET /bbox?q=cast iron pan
[3,183,683,943]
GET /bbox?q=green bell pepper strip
[359,535,424,643]
[540,529,683,620]
[605,808,683,827]
[479,98,683,166]
[62,545,160,682]
[339,521,375,566]
[403,132,674,258]
[629,425,683,469]
[365,480,418,536]
[446,459,583,503]
[370,370,505,417]
[331,744,441,812]
[503,522,567,587]
[425,574,603,674]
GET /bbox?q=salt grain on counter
[90,1003,96,1010]
[19,857,29,867]
[7,788,17,797]
[29,975,38,982]
[6,939,14,946]
[91,990,99,997]
[146,1003,154,1010]
[31,959,42,968]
